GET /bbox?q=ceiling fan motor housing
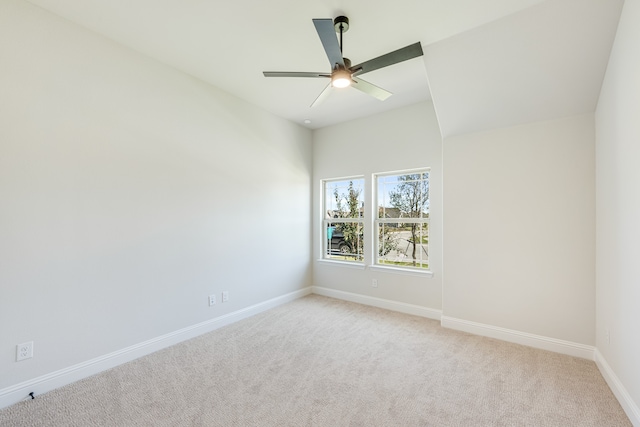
[331,57,352,88]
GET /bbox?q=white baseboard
[311,286,442,320]
[0,287,312,410]
[595,349,640,426]
[441,316,595,360]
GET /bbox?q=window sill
[368,265,434,278]
[316,259,434,277]
[316,259,366,270]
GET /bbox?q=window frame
[321,176,365,264]
[373,168,431,273]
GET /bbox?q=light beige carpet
[0,295,631,426]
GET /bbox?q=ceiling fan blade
[313,18,345,68]
[263,72,330,78]
[350,42,423,77]
[310,83,332,108]
[351,77,392,101]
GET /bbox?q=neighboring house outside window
[375,169,430,270]
[322,178,364,262]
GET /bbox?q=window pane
[376,170,430,270]
[325,221,364,261]
[377,222,428,269]
[378,172,429,219]
[325,179,364,219]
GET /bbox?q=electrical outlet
[208,294,216,306]
[16,342,33,362]
[222,291,229,302]
[372,279,378,288]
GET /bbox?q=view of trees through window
[377,171,429,269]
[324,179,364,261]
[322,169,429,271]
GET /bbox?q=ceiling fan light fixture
[331,69,352,88]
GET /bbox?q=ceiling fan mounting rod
[333,16,349,55]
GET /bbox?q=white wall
[443,114,595,345]
[595,0,640,420]
[0,0,311,392]
[312,102,442,313]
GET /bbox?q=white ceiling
[425,0,624,137]
[26,0,623,133]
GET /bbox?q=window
[375,170,429,269]
[323,178,364,262]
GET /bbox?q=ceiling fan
[263,16,424,107]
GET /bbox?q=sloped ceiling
[26,0,623,134]
[425,0,624,137]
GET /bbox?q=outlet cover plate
[17,342,33,361]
